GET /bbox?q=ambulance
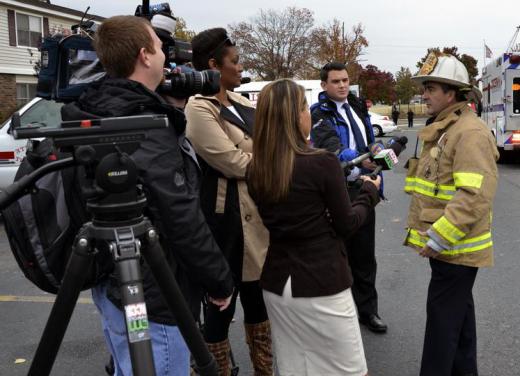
[481,27,520,157]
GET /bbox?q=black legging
[204,280,268,343]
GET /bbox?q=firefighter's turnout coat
[404,101,499,267]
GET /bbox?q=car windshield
[19,99,63,128]
[0,99,63,130]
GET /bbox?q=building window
[16,83,37,107]
[16,13,42,48]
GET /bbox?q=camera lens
[160,69,220,98]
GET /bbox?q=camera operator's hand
[361,159,378,171]
[360,175,381,190]
[208,293,233,312]
[163,94,187,109]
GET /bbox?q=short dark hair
[94,16,154,78]
[191,28,235,70]
[320,62,348,82]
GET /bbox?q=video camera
[36,0,219,102]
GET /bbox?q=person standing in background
[408,108,414,128]
[392,104,400,125]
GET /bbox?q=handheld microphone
[240,77,252,84]
[341,141,385,171]
[372,148,398,170]
[367,136,408,178]
[385,136,408,156]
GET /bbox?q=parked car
[369,111,397,137]
[0,98,63,191]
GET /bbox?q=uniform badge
[419,52,438,76]
[430,146,440,159]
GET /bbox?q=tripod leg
[110,228,156,376]
[29,236,94,376]
[143,229,218,376]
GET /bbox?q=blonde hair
[249,79,321,203]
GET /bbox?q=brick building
[0,0,103,122]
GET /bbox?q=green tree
[394,67,417,105]
[417,47,478,84]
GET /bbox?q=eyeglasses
[208,36,235,58]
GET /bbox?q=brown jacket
[250,152,380,297]
[404,102,499,267]
[185,91,268,281]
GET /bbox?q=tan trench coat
[185,91,268,281]
[404,102,499,267]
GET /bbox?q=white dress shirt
[332,99,368,180]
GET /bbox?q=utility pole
[342,21,346,64]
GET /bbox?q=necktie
[342,103,366,152]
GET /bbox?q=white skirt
[263,277,367,376]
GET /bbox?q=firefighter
[403,53,499,376]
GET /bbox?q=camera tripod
[15,145,219,376]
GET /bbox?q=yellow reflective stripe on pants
[404,177,456,201]
[406,229,492,255]
[432,216,466,244]
[453,172,483,189]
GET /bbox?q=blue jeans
[92,282,190,376]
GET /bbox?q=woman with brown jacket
[184,28,271,375]
[248,79,381,376]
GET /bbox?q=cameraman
[61,16,234,375]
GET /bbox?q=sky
[52,0,520,76]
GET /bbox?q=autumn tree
[417,47,478,84]
[306,21,368,79]
[358,65,396,104]
[394,67,417,105]
[174,17,196,41]
[229,7,315,80]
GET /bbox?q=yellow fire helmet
[412,53,482,101]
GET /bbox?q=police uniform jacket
[185,91,268,282]
[404,101,499,267]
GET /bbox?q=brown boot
[206,339,231,376]
[244,320,273,376]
